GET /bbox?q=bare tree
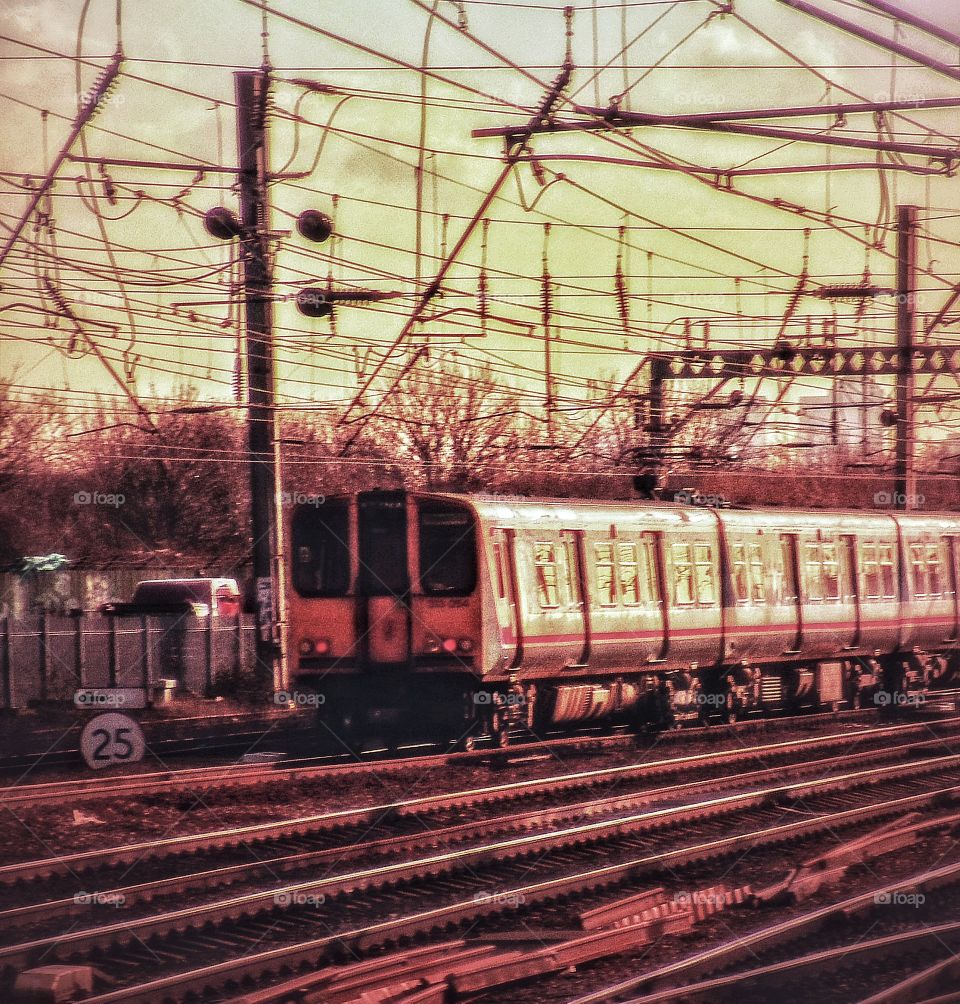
[0,379,61,563]
[65,389,249,565]
[367,359,525,491]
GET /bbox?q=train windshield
[291,501,351,597]
[419,501,477,596]
[358,493,409,597]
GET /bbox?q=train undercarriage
[293,649,960,750]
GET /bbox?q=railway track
[1,728,954,938]
[576,852,960,1004]
[0,705,933,810]
[1,718,954,890]
[5,727,960,1001]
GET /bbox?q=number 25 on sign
[80,713,146,770]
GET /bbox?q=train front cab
[287,491,484,742]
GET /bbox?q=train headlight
[457,638,474,653]
[441,637,458,654]
[315,638,330,655]
[426,637,441,653]
[298,638,315,656]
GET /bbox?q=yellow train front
[287,490,485,743]
[287,489,960,746]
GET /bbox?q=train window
[492,541,507,600]
[926,544,944,597]
[418,501,477,596]
[617,543,641,607]
[878,544,897,598]
[861,543,880,599]
[594,543,618,606]
[732,543,750,603]
[821,542,841,600]
[291,501,351,597]
[534,542,561,608]
[749,542,766,603]
[733,541,765,604]
[694,544,716,604]
[804,542,824,601]
[360,495,409,596]
[672,543,694,605]
[910,543,927,597]
[563,540,582,605]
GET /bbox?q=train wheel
[724,694,738,725]
[491,709,510,748]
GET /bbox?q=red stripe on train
[499,614,957,648]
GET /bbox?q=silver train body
[287,492,960,736]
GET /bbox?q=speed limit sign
[80,713,146,770]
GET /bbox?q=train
[286,490,960,746]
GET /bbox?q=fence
[0,613,258,709]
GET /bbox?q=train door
[779,533,803,654]
[490,528,522,669]
[841,534,862,650]
[944,535,959,645]
[357,491,410,666]
[642,530,667,661]
[561,529,590,666]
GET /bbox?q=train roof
[421,492,960,533]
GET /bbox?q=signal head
[203,207,242,241]
[296,210,333,243]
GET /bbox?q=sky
[1,0,960,457]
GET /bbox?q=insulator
[477,268,488,321]
[100,167,118,206]
[540,271,552,328]
[233,355,244,402]
[614,264,629,328]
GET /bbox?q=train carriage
[287,490,960,745]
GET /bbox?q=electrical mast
[234,69,286,691]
